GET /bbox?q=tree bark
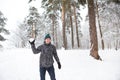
[70,15,74,48]
[55,26,58,49]
[96,1,105,50]
[52,15,55,44]
[62,0,67,49]
[115,39,119,50]
[87,0,101,60]
[73,4,80,48]
[69,4,74,48]
[32,23,36,38]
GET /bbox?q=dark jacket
[31,43,60,68]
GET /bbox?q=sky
[0,0,43,31]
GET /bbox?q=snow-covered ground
[0,48,120,80]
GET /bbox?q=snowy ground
[0,48,120,80]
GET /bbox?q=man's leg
[40,67,46,80]
[47,66,56,80]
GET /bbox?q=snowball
[29,38,35,42]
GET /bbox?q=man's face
[45,38,51,44]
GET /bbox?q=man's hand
[29,38,35,45]
[58,62,61,69]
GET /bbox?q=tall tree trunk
[52,16,55,44]
[55,26,58,49]
[96,1,104,50]
[32,23,36,38]
[115,39,119,50]
[73,4,80,48]
[70,15,74,48]
[69,3,74,48]
[87,0,101,60]
[62,0,67,49]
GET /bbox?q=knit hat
[44,34,51,40]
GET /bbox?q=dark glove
[58,62,61,69]
[29,39,35,45]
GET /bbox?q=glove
[29,38,35,45]
[58,62,61,69]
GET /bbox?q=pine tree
[28,0,86,49]
[95,1,104,50]
[87,0,101,60]
[0,11,9,47]
[26,7,41,38]
[13,7,45,48]
[97,1,120,49]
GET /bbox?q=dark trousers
[40,65,56,80]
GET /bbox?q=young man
[29,34,61,80]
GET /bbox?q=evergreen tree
[13,7,45,48]
[26,6,41,38]
[87,0,101,60]
[97,1,120,50]
[0,11,9,47]
[40,0,85,49]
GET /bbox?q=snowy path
[0,48,120,80]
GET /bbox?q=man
[29,34,61,80]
